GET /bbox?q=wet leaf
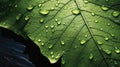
[0,0,120,67]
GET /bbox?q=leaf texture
[0,0,120,67]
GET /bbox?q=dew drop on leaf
[101,5,109,11]
[25,16,30,21]
[104,37,109,41]
[89,53,94,60]
[91,12,95,16]
[97,41,103,45]
[72,9,81,15]
[50,7,55,10]
[50,52,54,55]
[103,49,112,55]
[114,47,120,54]
[80,40,86,45]
[41,43,44,46]
[50,25,55,29]
[61,40,65,45]
[84,0,89,3]
[57,21,61,25]
[112,11,120,18]
[39,18,44,23]
[38,39,41,42]
[39,10,50,15]
[45,25,49,29]
[38,4,42,7]
[49,45,53,49]
[16,14,22,20]
[95,20,98,23]
[26,6,34,11]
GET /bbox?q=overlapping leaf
[0,0,120,67]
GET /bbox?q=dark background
[0,27,61,67]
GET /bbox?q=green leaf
[0,0,120,67]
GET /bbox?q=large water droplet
[114,47,120,54]
[101,5,109,11]
[39,10,50,15]
[80,40,86,45]
[112,11,120,18]
[27,6,34,11]
[72,9,81,15]
[103,49,112,55]
[89,53,94,60]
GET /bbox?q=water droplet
[80,40,86,45]
[39,18,44,23]
[27,6,34,11]
[112,11,120,18]
[85,35,88,38]
[51,55,54,58]
[50,7,55,10]
[107,23,110,26]
[72,9,81,15]
[38,39,41,42]
[97,41,103,45]
[89,53,94,60]
[55,4,59,7]
[62,58,65,64]
[115,47,120,54]
[91,12,95,16]
[41,43,44,46]
[38,4,42,7]
[84,0,89,3]
[55,55,60,59]
[95,20,98,23]
[25,16,30,21]
[50,52,54,55]
[104,37,109,41]
[49,45,53,49]
[16,14,22,20]
[45,25,49,29]
[103,49,112,55]
[39,10,50,15]
[101,5,109,11]
[61,40,65,45]
[50,25,54,29]
[111,34,115,37]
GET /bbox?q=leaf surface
[0,0,120,67]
